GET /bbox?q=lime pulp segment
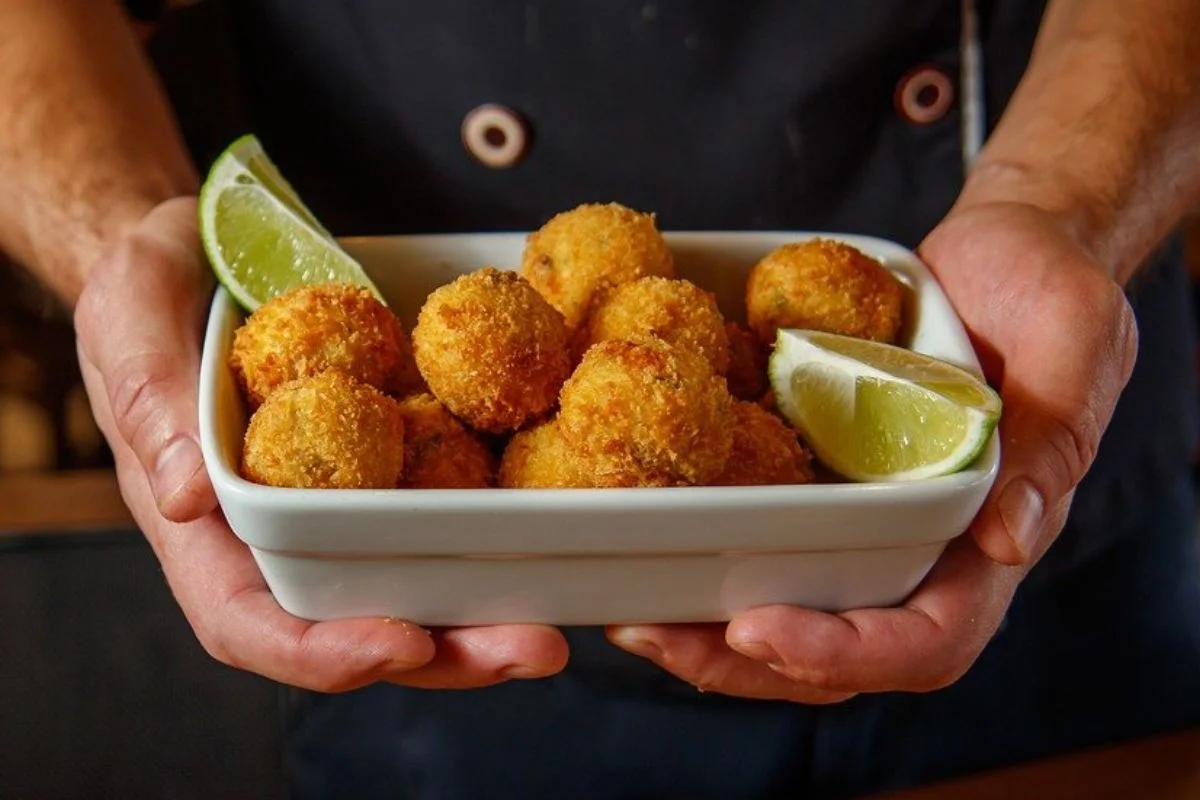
[768,329,1001,482]
[199,134,383,312]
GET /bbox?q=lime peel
[768,329,1001,482]
[198,134,383,312]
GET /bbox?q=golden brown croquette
[521,202,675,331]
[498,419,593,489]
[241,370,405,489]
[397,393,497,489]
[745,238,904,345]
[230,283,413,407]
[573,276,730,374]
[411,267,571,434]
[712,401,815,486]
[558,340,734,486]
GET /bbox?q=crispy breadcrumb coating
[230,283,414,407]
[241,371,404,489]
[558,340,734,486]
[746,239,904,345]
[412,268,571,434]
[574,277,730,374]
[724,321,768,401]
[712,401,815,486]
[498,419,593,488]
[521,202,675,331]
[397,393,496,488]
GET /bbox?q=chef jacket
[142,1,1200,796]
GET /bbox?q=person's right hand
[73,196,569,691]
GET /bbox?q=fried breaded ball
[230,283,414,407]
[241,371,404,489]
[712,401,815,486]
[412,268,571,434]
[397,393,496,488]
[724,321,768,401]
[521,202,676,331]
[573,277,730,374]
[498,419,592,489]
[558,340,734,486]
[745,239,905,345]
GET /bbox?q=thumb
[75,196,218,523]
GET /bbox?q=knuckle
[910,663,967,693]
[72,272,112,354]
[908,638,985,693]
[113,231,170,275]
[1093,275,1140,378]
[290,626,381,693]
[1044,407,1101,492]
[107,354,180,452]
[1111,291,1139,382]
[1031,273,1132,500]
[194,625,237,670]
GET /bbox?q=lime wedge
[768,329,1001,482]
[198,134,383,312]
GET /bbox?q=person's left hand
[606,200,1138,702]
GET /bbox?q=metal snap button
[895,66,954,125]
[461,104,529,169]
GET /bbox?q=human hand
[607,201,1138,701]
[74,197,568,691]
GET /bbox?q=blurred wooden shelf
[0,469,133,535]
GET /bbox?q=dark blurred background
[1,3,1199,799]
[0,5,284,799]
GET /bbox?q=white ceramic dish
[198,231,1000,626]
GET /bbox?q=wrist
[952,158,1116,270]
[46,178,197,306]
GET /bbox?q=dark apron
[159,1,1200,796]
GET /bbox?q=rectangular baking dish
[197,231,999,626]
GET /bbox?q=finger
[922,216,1139,565]
[976,280,1136,566]
[607,624,855,704]
[725,535,1023,694]
[74,195,217,523]
[82,356,439,692]
[389,625,570,689]
[217,581,438,691]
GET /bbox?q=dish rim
[198,229,1001,514]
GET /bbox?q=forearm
[0,0,197,304]
[955,0,1200,284]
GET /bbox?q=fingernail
[500,664,547,680]
[997,478,1044,558]
[608,628,663,662]
[728,639,780,665]
[155,436,203,504]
